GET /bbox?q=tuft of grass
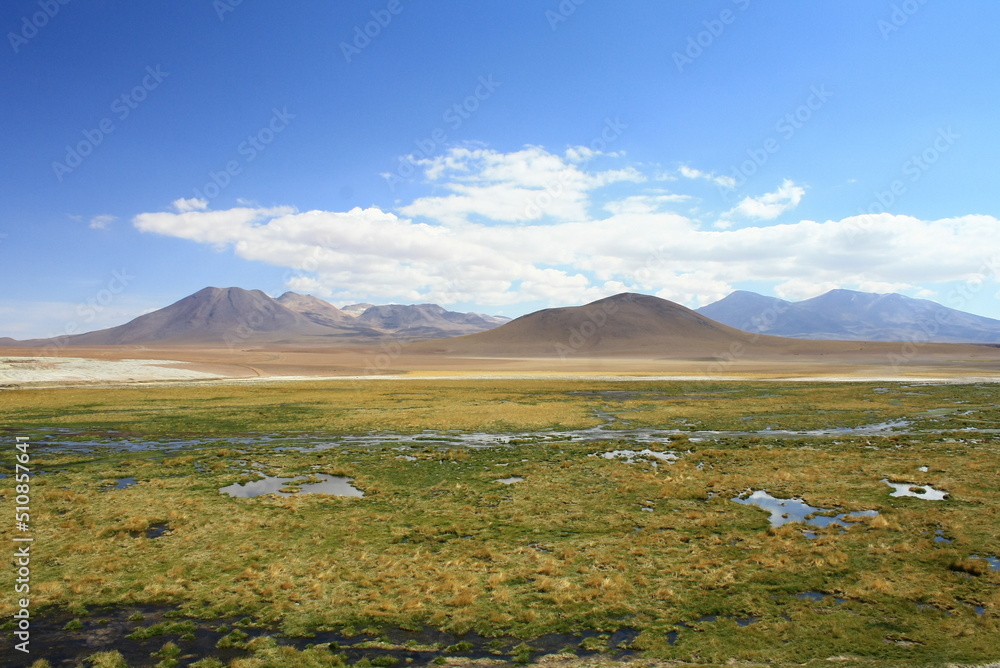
[86,652,129,668]
[950,558,991,576]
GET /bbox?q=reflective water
[883,480,948,500]
[220,474,364,498]
[795,591,848,604]
[596,449,678,463]
[496,477,524,485]
[971,555,1000,571]
[27,414,939,458]
[795,591,825,602]
[667,613,759,645]
[114,477,136,490]
[732,490,878,532]
[24,604,637,666]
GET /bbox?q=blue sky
[3,0,999,338]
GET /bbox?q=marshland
[1,379,998,667]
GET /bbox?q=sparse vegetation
[1,380,998,666]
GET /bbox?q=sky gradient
[3,0,999,338]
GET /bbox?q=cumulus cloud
[603,194,691,215]
[725,179,805,220]
[172,197,209,213]
[399,146,644,225]
[132,147,1000,311]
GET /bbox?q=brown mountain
[276,291,355,328]
[5,288,510,347]
[14,287,338,346]
[410,292,768,357]
[407,292,999,362]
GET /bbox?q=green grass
[1,380,998,666]
[4,379,1000,435]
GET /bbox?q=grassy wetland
[2,379,999,667]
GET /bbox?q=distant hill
[410,292,775,357]
[4,288,509,347]
[35,287,335,346]
[698,289,1000,343]
[356,304,509,338]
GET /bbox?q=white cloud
[774,280,843,301]
[88,214,116,230]
[774,279,914,301]
[172,197,209,213]
[399,145,644,225]
[725,179,805,220]
[855,280,916,295]
[136,205,297,248]
[603,194,691,215]
[130,147,1000,312]
[678,164,736,188]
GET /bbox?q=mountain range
[3,286,999,351]
[408,291,1000,361]
[696,289,1000,343]
[4,288,510,346]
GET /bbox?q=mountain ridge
[697,289,1000,343]
[409,292,780,358]
[3,288,510,346]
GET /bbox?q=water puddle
[667,613,759,645]
[102,477,137,491]
[795,591,825,602]
[23,605,637,666]
[795,591,848,604]
[29,413,942,460]
[883,480,948,500]
[595,449,678,464]
[732,490,877,534]
[496,477,524,485]
[115,477,137,489]
[220,474,364,498]
[130,523,170,539]
[971,555,1000,571]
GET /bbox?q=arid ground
[3,339,1000,388]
